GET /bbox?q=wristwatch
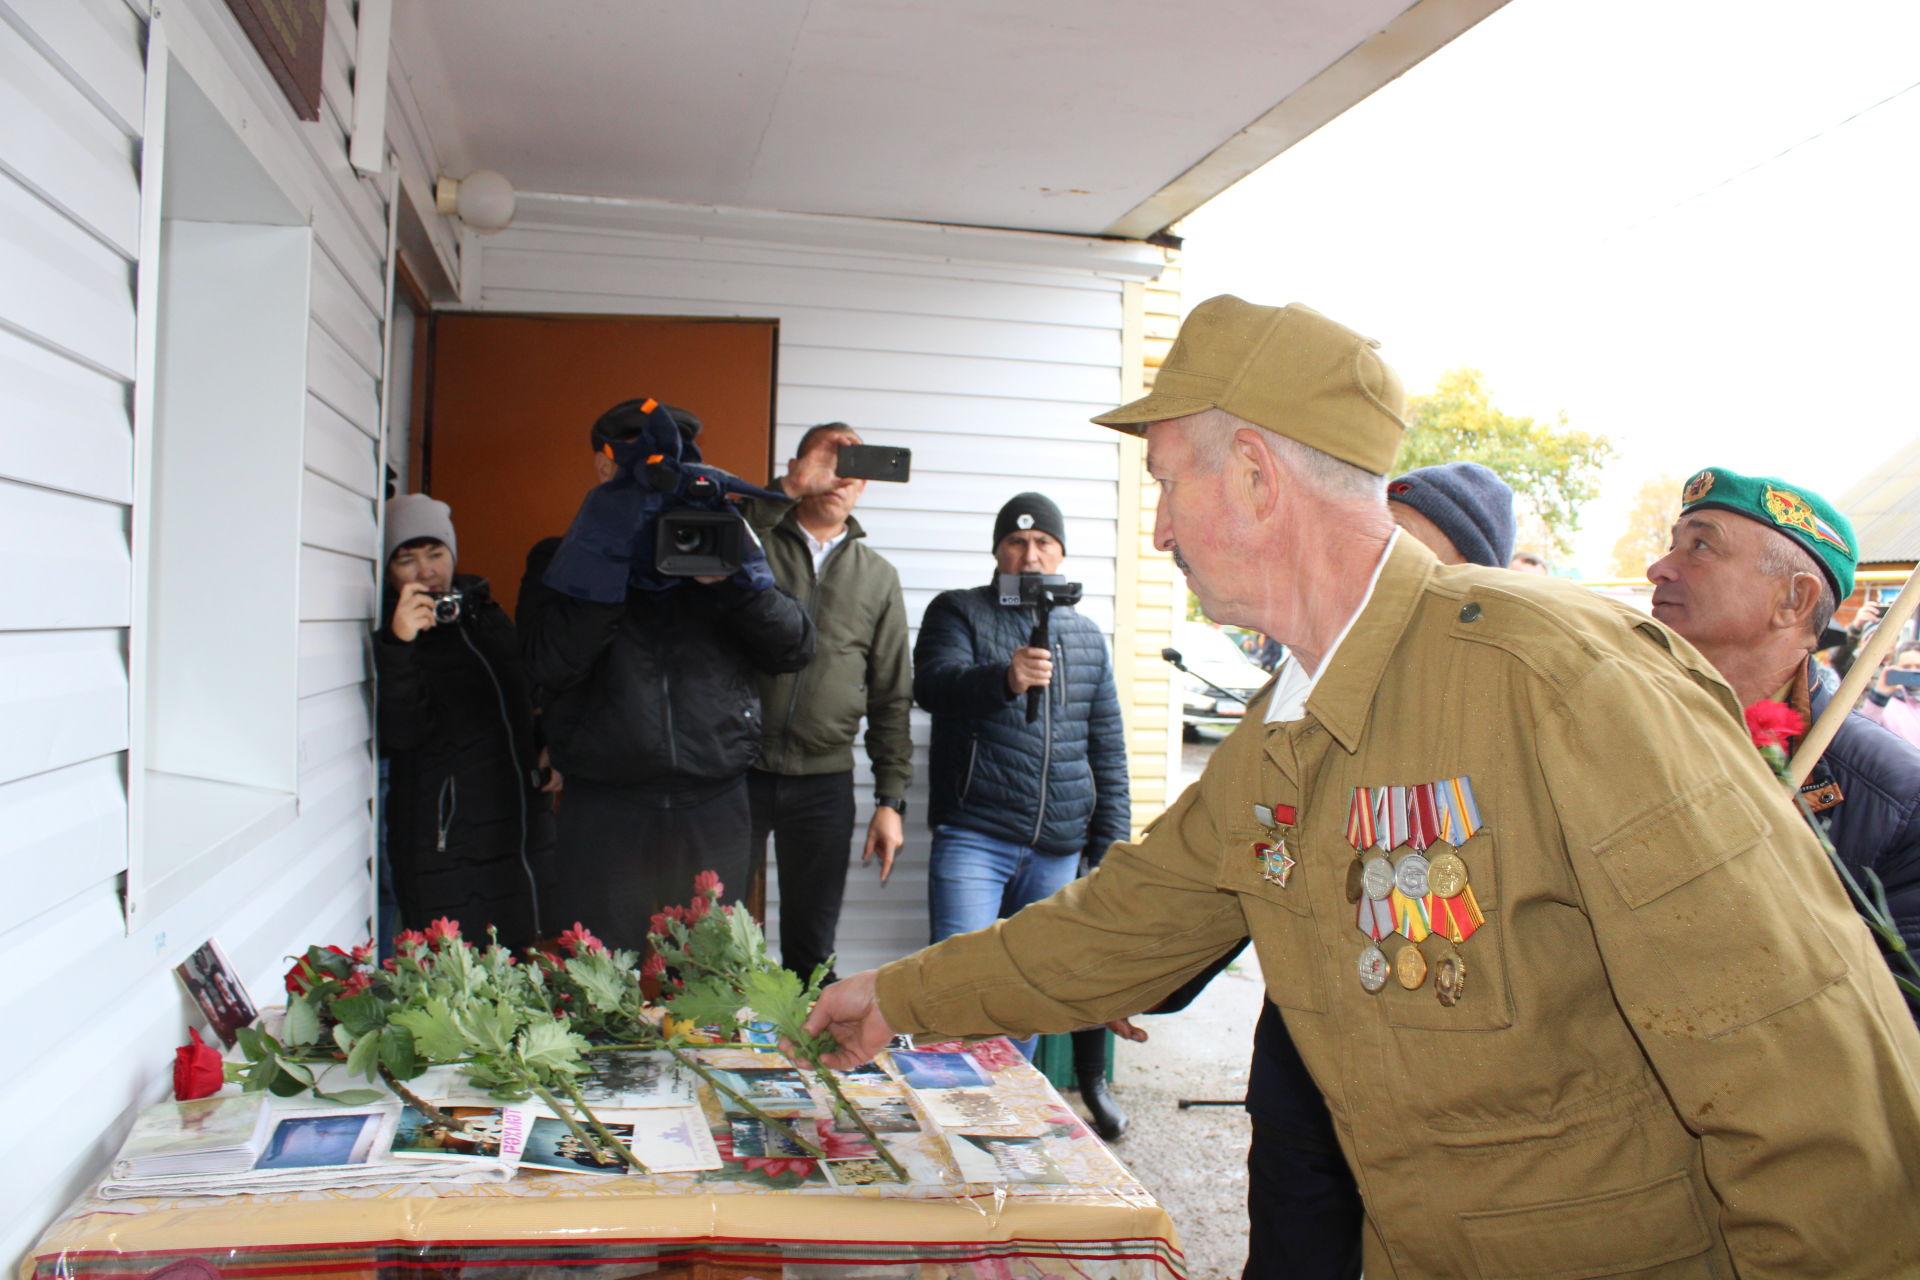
[874,795,907,817]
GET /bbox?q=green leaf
[282,993,322,1048]
[567,955,632,1015]
[235,1024,280,1062]
[380,1021,419,1079]
[345,1027,383,1080]
[390,997,469,1061]
[516,1019,587,1079]
[665,976,746,1033]
[266,1063,310,1097]
[331,991,387,1037]
[315,1088,386,1106]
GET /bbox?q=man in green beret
[805,296,1920,1276]
[1649,466,1920,1019]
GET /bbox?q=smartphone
[835,444,911,483]
[1886,669,1920,690]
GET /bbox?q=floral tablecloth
[26,1041,1186,1280]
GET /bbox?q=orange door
[420,313,778,616]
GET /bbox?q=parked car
[1170,621,1274,739]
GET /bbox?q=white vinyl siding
[0,0,395,1265]
[470,211,1162,975]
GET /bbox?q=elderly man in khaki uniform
[805,296,1920,1277]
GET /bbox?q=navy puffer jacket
[1808,662,1920,1021]
[913,583,1129,858]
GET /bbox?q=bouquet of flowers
[219,875,903,1177]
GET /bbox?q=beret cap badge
[1682,470,1716,505]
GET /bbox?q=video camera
[542,399,787,602]
[997,572,1082,610]
[997,573,1083,723]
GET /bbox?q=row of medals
[1350,842,1470,1005]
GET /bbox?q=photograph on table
[522,1117,637,1173]
[391,1103,528,1165]
[944,1131,1068,1185]
[706,1066,818,1114]
[254,1108,394,1171]
[831,1096,921,1134]
[575,1049,698,1108]
[621,1105,723,1172]
[890,1049,992,1090]
[173,939,258,1049]
[917,1087,1025,1131]
[823,1156,906,1187]
[728,1117,815,1158]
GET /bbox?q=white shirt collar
[1265,530,1400,724]
[801,523,848,573]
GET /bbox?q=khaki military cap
[1092,295,1407,475]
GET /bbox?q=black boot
[1072,1027,1127,1141]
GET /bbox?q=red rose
[1744,700,1806,750]
[173,1028,224,1101]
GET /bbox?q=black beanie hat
[1386,462,1515,569]
[992,492,1067,553]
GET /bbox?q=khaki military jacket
[876,536,1920,1279]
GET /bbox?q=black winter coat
[1808,662,1920,1020]
[375,575,550,948]
[519,538,815,797]
[913,583,1129,857]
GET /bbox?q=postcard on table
[706,1065,817,1114]
[916,1086,1024,1131]
[391,1103,529,1166]
[253,1106,395,1172]
[831,1096,921,1134]
[575,1049,698,1109]
[728,1117,815,1159]
[822,1156,906,1188]
[521,1117,637,1174]
[174,939,258,1049]
[890,1050,991,1091]
[621,1105,722,1172]
[944,1132,1068,1185]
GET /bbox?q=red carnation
[1745,700,1806,750]
[640,951,666,979]
[692,870,723,899]
[558,923,604,956]
[173,1028,224,1101]
[394,928,430,951]
[424,917,461,945]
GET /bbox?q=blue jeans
[928,824,1081,1059]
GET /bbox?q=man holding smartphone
[1648,466,1920,1018]
[741,424,914,985]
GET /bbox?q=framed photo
[174,939,258,1049]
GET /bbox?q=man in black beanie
[1385,462,1517,569]
[911,491,1133,1138]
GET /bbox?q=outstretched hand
[792,970,896,1070]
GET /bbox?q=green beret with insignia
[1677,466,1856,599]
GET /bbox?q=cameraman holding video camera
[520,399,815,951]
[912,492,1132,1135]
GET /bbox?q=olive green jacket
[877,535,1920,1278]
[743,496,912,799]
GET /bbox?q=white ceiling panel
[393,0,1502,238]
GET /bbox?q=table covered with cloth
[25,1039,1186,1280]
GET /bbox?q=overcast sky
[1176,0,1920,577]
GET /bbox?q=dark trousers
[547,775,751,953]
[747,768,856,982]
[1243,1001,1364,1280]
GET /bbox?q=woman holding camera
[376,494,553,950]
[1864,639,1920,749]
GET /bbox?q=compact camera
[429,590,463,624]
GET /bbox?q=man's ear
[592,452,617,484]
[1232,428,1282,519]
[1778,570,1823,636]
